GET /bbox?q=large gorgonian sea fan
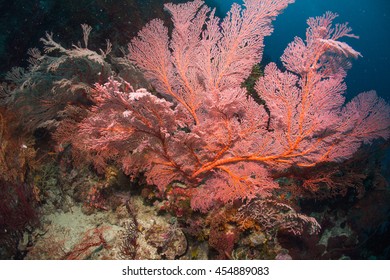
[75,0,390,212]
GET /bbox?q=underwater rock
[127,197,187,260]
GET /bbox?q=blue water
[207,0,390,101]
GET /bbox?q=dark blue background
[207,0,390,101]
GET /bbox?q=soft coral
[75,1,390,212]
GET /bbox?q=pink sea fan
[75,2,389,212]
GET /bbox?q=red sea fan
[75,1,390,212]
[256,12,390,165]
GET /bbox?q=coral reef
[0,0,389,260]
